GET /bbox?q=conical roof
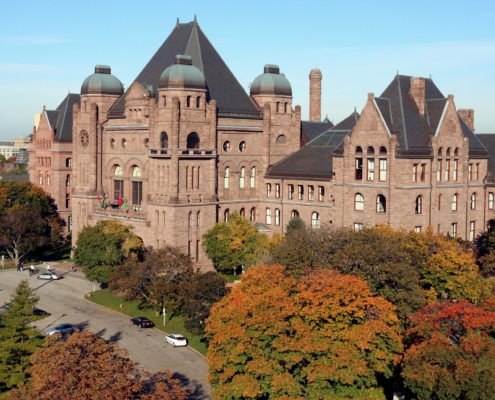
[109,19,261,118]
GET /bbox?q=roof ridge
[186,23,204,74]
[397,75,408,150]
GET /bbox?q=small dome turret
[81,65,124,96]
[250,64,292,97]
[159,55,206,90]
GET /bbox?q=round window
[122,139,128,149]
[110,138,116,149]
[223,141,231,152]
[239,141,246,152]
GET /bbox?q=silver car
[37,271,61,280]
[46,323,76,336]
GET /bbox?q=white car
[166,334,187,347]
[37,271,61,280]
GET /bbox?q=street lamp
[163,307,166,327]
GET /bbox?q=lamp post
[163,307,166,327]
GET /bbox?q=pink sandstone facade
[28,18,495,271]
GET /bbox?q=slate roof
[375,75,487,157]
[109,20,261,119]
[475,134,495,185]
[45,93,80,142]
[301,118,334,144]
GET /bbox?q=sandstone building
[29,17,495,270]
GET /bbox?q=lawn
[86,289,208,356]
[218,272,241,283]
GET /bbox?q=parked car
[131,317,155,329]
[166,334,187,347]
[46,323,76,336]
[32,308,51,317]
[37,271,61,280]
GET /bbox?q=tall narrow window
[250,207,256,222]
[379,159,387,181]
[196,211,200,227]
[413,164,418,182]
[437,160,442,182]
[489,192,494,210]
[196,240,200,261]
[355,193,364,211]
[469,221,476,241]
[196,96,200,108]
[267,183,272,198]
[415,196,422,214]
[308,186,314,201]
[475,164,479,181]
[312,212,320,229]
[239,167,245,188]
[186,96,191,107]
[453,159,458,181]
[452,194,458,211]
[288,185,294,199]
[66,194,70,208]
[188,212,192,227]
[275,184,280,198]
[471,193,477,210]
[66,158,71,167]
[376,195,386,213]
[468,163,472,181]
[420,164,426,182]
[318,186,324,201]
[132,182,142,211]
[266,208,272,225]
[240,208,245,218]
[298,185,304,200]
[275,209,281,226]
[250,167,256,188]
[367,159,375,181]
[68,215,72,232]
[438,194,441,210]
[445,159,450,181]
[66,175,70,187]
[451,223,457,237]
[224,167,230,189]
[224,209,229,223]
[355,158,363,180]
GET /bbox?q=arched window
[122,139,128,149]
[188,212,192,227]
[239,167,245,188]
[275,209,281,226]
[161,132,168,148]
[110,138,116,149]
[471,193,477,210]
[39,174,43,185]
[47,174,50,186]
[132,166,141,177]
[438,147,443,156]
[446,147,451,156]
[162,95,166,107]
[415,196,422,214]
[196,211,200,226]
[239,141,246,152]
[276,102,280,112]
[452,194,458,211]
[114,165,123,176]
[311,212,320,229]
[196,96,200,108]
[291,210,299,218]
[66,175,70,187]
[187,96,191,107]
[187,132,200,149]
[266,208,272,224]
[454,148,459,156]
[355,193,364,211]
[376,195,386,213]
[367,146,375,155]
[250,167,256,188]
[224,209,230,223]
[250,207,256,222]
[224,167,230,189]
[379,146,387,155]
[240,208,245,218]
[276,135,286,144]
[355,146,363,154]
[489,192,494,210]
[284,102,288,113]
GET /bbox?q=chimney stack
[410,77,425,116]
[309,68,322,121]
[457,109,475,132]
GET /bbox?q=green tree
[202,212,268,274]
[5,330,188,400]
[475,218,495,276]
[110,246,194,315]
[0,181,59,265]
[206,265,403,399]
[74,220,144,283]
[0,280,44,391]
[285,216,305,236]
[402,298,495,400]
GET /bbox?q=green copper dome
[81,65,124,96]
[159,55,206,90]
[250,64,292,97]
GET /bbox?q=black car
[32,308,51,317]
[131,317,155,329]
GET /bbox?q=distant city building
[28,17,495,269]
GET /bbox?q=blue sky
[1,0,495,140]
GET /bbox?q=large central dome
[250,64,292,97]
[159,55,206,90]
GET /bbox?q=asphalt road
[0,267,212,400]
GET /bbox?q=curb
[83,295,207,360]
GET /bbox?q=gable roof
[109,20,261,119]
[375,75,487,157]
[301,118,334,144]
[43,93,80,142]
[475,134,495,185]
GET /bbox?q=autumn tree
[202,212,268,274]
[110,246,194,315]
[206,265,403,399]
[0,181,59,265]
[402,299,495,400]
[74,220,144,283]
[0,280,44,391]
[5,330,188,400]
[475,218,495,276]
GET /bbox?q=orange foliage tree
[206,265,403,399]
[5,330,188,400]
[402,299,495,399]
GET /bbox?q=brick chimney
[410,77,425,116]
[309,68,322,121]
[457,109,475,132]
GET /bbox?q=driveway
[0,266,212,399]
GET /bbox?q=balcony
[92,206,147,221]
[148,148,217,159]
[148,148,172,158]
